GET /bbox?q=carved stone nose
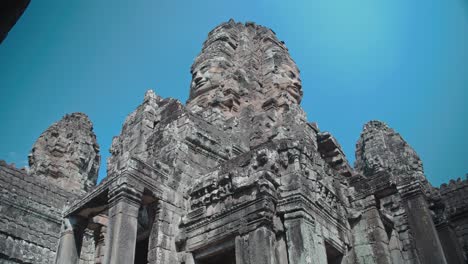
[194,76,203,84]
[293,82,302,90]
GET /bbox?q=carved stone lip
[195,80,208,89]
[191,85,219,98]
[287,85,302,101]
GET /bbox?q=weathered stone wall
[104,89,250,263]
[439,177,468,260]
[79,232,96,264]
[0,161,71,263]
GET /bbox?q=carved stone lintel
[108,179,143,207]
[283,210,315,226]
[398,181,425,200]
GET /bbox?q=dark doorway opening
[196,247,236,264]
[325,241,343,264]
[134,237,149,264]
[134,201,156,264]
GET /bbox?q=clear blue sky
[0,0,467,186]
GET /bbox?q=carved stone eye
[199,65,210,73]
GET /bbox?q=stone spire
[28,112,100,193]
[107,89,166,174]
[354,120,425,182]
[187,19,302,117]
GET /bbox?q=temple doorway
[134,237,149,264]
[325,241,344,264]
[134,201,155,264]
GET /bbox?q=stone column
[91,215,108,264]
[55,216,87,264]
[437,223,466,264]
[147,201,180,264]
[399,182,448,264]
[103,183,142,264]
[93,225,106,264]
[283,211,327,264]
[350,195,392,264]
[235,227,278,264]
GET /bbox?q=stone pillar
[147,201,181,264]
[275,234,289,264]
[93,226,106,264]
[388,230,404,264]
[350,196,392,264]
[55,216,87,264]
[437,223,466,264]
[103,183,142,264]
[91,215,108,264]
[283,211,327,264]
[184,253,196,264]
[235,227,277,264]
[399,182,448,264]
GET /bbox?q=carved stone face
[188,21,303,113]
[190,59,232,98]
[272,64,302,104]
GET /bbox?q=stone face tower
[355,120,425,182]
[352,120,452,264]
[29,112,101,193]
[0,113,100,263]
[187,20,302,115]
[187,20,311,151]
[1,20,467,264]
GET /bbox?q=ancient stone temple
[0,19,467,264]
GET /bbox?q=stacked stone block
[0,161,72,263]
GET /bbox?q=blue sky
[0,0,467,186]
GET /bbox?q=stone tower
[187,20,302,115]
[29,112,101,193]
[0,112,100,263]
[1,20,467,264]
